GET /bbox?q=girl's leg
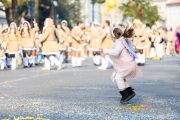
[76,50,82,67]
[71,50,77,67]
[23,50,28,68]
[59,51,64,63]
[49,55,62,70]
[34,51,39,65]
[98,53,108,70]
[42,55,50,70]
[11,54,17,70]
[27,50,33,67]
[0,59,5,70]
[115,74,135,104]
[6,54,11,68]
[93,52,101,66]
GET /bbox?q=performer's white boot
[106,55,113,68]
[94,55,101,66]
[6,58,11,67]
[59,54,64,63]
[34,56,38,65]
[135,53,141,64]
[49,56,62,70]
[23,57,29,67]
[42,57,50,71]
[93,56,96,65]
[98,57,108,70]
[140,54,145,65]
[0,59,5,70]
[76,57,82,67]
[11,58,17,70]
[27,55,33,67]
[136,53,145,65]
[72,56,77,67]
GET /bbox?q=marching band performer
[99,20,114,70]
[20,21,36,68]
[38,18,62,70]
[6,22,21,70]
[154,31,164,60]
[133,20,147,66]
[89,21,103,66]
[56,24,67,63]
[31,19,40,66]
[61,20,71,63]
[165,28,175,56]
[0,39,6,70]
[70,21,86,67]
[0,25,9,68]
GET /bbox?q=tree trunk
[50,0,54,19]
[5,8,13,25]
[12,0,19,25]
[35,0,39,24]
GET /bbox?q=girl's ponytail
[123,24,134,38]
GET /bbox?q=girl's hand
[103,48,109,54]
[99,48,103,52]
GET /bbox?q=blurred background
[0,0,180,30]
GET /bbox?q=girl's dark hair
[123,25,134,38]
[113,28,123,39]
[20,23,31,36]
[77,21,83,26]
[105,20,110,26]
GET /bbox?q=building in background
[80,0,101,26]
[152,0,167,27]
[0,2,7,25]
[80,0,122,27]
[166,0,180,30]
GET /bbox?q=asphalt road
[0,56,180,120]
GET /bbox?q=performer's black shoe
[7,65,10,68]
[120,89,135,104]
[35,63,38,66]
[65,60,68,63]
[24,66,28,68]
[125,87,136,101]
[29,63,33,67]
[137,63,141,66]
[141,63,145,66]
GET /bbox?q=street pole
[92,0,95,21]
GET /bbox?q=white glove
[64,42,68,46]
[103,48,109,54]
[96,39,100,42]
[39,44,42,48]
[31,43,34,47]
[76,37,80,41]
[60,40,64,43]
[39,34,42,38]
[1,42,6,49]
[87,36,91,43]
[35,40,39,45]
[34,23,38,27]
[141,37,145,41]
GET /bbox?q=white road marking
[0,73,52,85]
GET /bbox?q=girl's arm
[103,40,124,56]
[39,28,50,43]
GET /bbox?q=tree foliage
[93,0,105,4]
[0,0,29,25]
[0,0,82,29]
[58,0,81,28]
[120,0,161,27]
